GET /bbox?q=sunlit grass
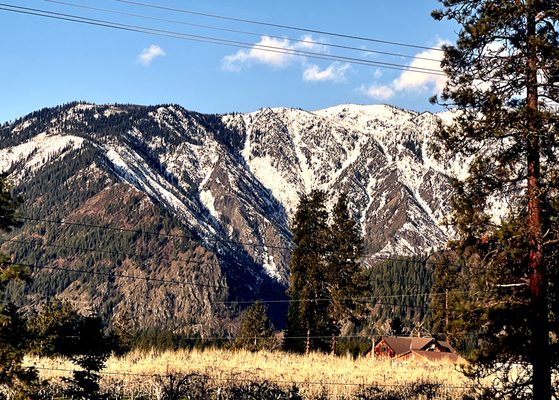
[26,348,471,398]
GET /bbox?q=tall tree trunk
[526,4,551,399]
[305,327,310,355]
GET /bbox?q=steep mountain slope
[227,104,452,256]
[0,102,453,330]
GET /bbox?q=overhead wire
[8,210,503,271]
[4,213,498,285]
[24,365,475,389]
[0,235,436,296]
[44,0,443,63]
[0,3,446,76]
[0,223,492,327]
[13,215,194,241]
[0,258,438,302]
[5,229,481,345]
[0,236,226,269]
[0,232,465,304]
[114,0,445,52]
[79,328,470,342]
[208,290,465,305]
[1,235,204,265]
[4,260,228,289]
[12,215,291,251]
[1,222,481,341]
[2,258,468,312]
[9,214,450,265]
[1,228,440,285]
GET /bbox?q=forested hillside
[0,101,454,336]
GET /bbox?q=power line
[97,329,470,342]
[210,290,464,305]
[0,236,225,269]
[0,4,446,76]
[0,259,425,302]
[13,215,291,251]
[12,216,194,241]
[5,260,227,289]
[34,326,479,341]
[5,215,488,273]
[10,215,436,262]
[0,235,435,294]
[0,233,442,295]
[9,3,443,74]
[44,0,443,63]
[56,332,465,342]
[1,257,454,306]
[6,214,497,275]
[114,0,445,52]
[8,214,500,275]
[3,259,466,311]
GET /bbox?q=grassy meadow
[26,348,472,399]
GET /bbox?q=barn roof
[436,340,456,353]
[381,336,435,355]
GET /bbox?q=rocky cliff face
[0,102,453,330]
[228,104,452,257]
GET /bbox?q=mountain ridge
[0,101,453,330]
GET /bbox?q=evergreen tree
[0,175,24,284]
[428,252,479,354]
[286,191,366,354]
[285,190,330,353]
[0,175,22,234]
[431,1,559,398]
[28,302,113,399]
[233,301,277,352]
[326,193,365,353]
[0,175,37,397]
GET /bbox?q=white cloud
[223,35,350,85]
[360,84,395,100]
[138,44,166,66]
[362,41,449,100]
[222,35,328,73]
[392,46,447,92]
[303,63,350,83]
[223,36,297,71]
[296,34,329,53]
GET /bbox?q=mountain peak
[0,102,453,328]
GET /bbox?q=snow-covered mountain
[0,102,453,329]
[230,104,452,257]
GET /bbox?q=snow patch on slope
[105,144,214,233]
[248,155,299,214]
[200,189,218,219]
[289,120,314,192]
[260,245,281,280]
[0,133,84,176]
[12,119,35,133]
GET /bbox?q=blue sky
[1,0,458,123]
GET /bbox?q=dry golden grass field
[26,348,472,399]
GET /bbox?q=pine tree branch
[543,238,559,246]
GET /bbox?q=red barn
[372,336,459,362]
